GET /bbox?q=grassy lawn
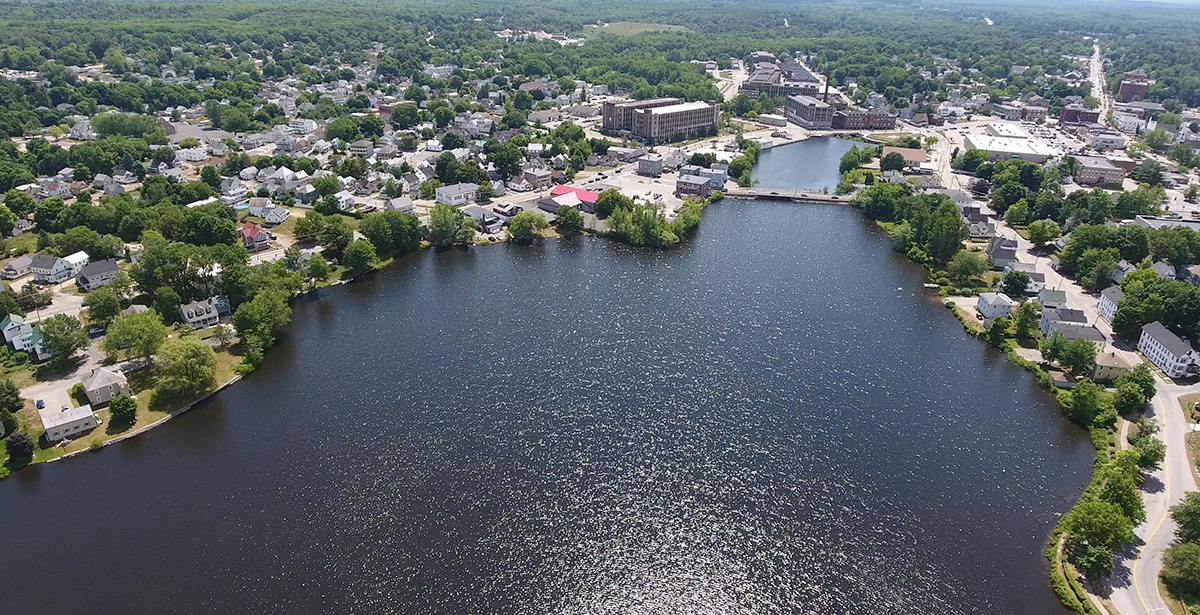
[270,211,301,240]
[584,21,690,36]
[1,345,243,471]
[1182,392,1200,423]
[3,232,38,257]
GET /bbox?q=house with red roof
[538,185,600,214]
[241,221,270,252]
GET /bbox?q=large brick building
[628,101,720,144]
[831,108,897,130]
[1117,80,1150,103]
[602,98,683,133]
[1059,104,1101,125]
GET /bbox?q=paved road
[1089,43,1111,119]
[1110,381,1197,615]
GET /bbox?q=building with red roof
[241,221,270,251]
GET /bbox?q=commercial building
[676,174,713,198]
[637,155,663,178]
[1074,156,1126,185]
[739,63,819,99]
[785,95,833,130]
[962,134,1056,164]
[1117,80,1150,103]
[628,101,720,145]
[602,98,683,134]
[1059,105,1101,125]
[831,108,896,130]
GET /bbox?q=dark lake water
[753,136,860,191]
[0,197,1092,614]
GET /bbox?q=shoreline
[0,187,1108,612]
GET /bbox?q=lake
[0,142,1093,614]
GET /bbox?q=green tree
[39,314,88,368]
[1172,492,1200,544]
[1028,219,1062,248]
[556,206,584,237]
[155,337,217,399]
[5,432,34,459]
[152,287,182,324]
[1060,379,1115,427]
[232,289,291,347]
[342,239,378,275]
[1060,339,1099,377]
[947,250,987,284]
[1162,542,1200,601]
[1004,199,1030,226]
[429,203,476,247]
[102,310,168,361]
[926,201,968,264]
[109,393,137,425]
[879,151,906,172]
[1002,270,1031,296]
[306,254,330,286]
[1128,417,1166,469]
[509,210,548,244]
[595,189,632,218]
[85,286,122,327]
[0,378,23,415]
[1115,380,1147,414]
[319,216,354,260]
[1062,497,1135,552]
[1013,301,1040,340]
[200,165,220,189]
[985,316,1010,348]
[1117,364,1158,401]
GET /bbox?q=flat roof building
[785,95,833,130]
[602,98,683,134]
[629,101,720,145]
[963,134,1056,164]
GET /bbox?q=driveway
[19,339,106,414]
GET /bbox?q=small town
[4,1,1200,614]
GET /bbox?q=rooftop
[38,404,94,430]
[1143,321,1195,357]
[645,101,715,115]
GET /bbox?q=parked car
[36,399,44,409]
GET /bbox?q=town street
[1110,381,1198,615]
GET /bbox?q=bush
[1163,542,1200,600]
[5,432,34,459]
[109,394,137,426]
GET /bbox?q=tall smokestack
[823,71,830,103]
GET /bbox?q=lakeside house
[81,367,131,405]
[1041,307,1104,342]
[1139,321,1199,378]
[180,298,220,329]
[39,404,96,442]
[1093,350,1138,382]
[976,292,1016,322]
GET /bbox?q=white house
[76,259,120,292]
[2,254,34,279]
[30,255,72,284]
[81,367,131,405]
[1099,285,1125,322]
[39,404,97,442]
[435,183,479,206]
[976,292,1017,322]
[64,251,90,278]
[180,298,220,329]
[176,147,208,162]
[1139,321,1199,378]
[334,190,356,211]
[1038,288,1068,310]
[1003,262,1046,294]
[0,313,32,351]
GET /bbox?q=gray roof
[1143,321,1195,357]
[1045,307,1087,324]
[29,254,62,269]
[1048,321,1106,342]
[437,182,479,197]
[78,258,119,278]
[4,254,33,270]
[1101,285,1126,304]
[81,367,126,391]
